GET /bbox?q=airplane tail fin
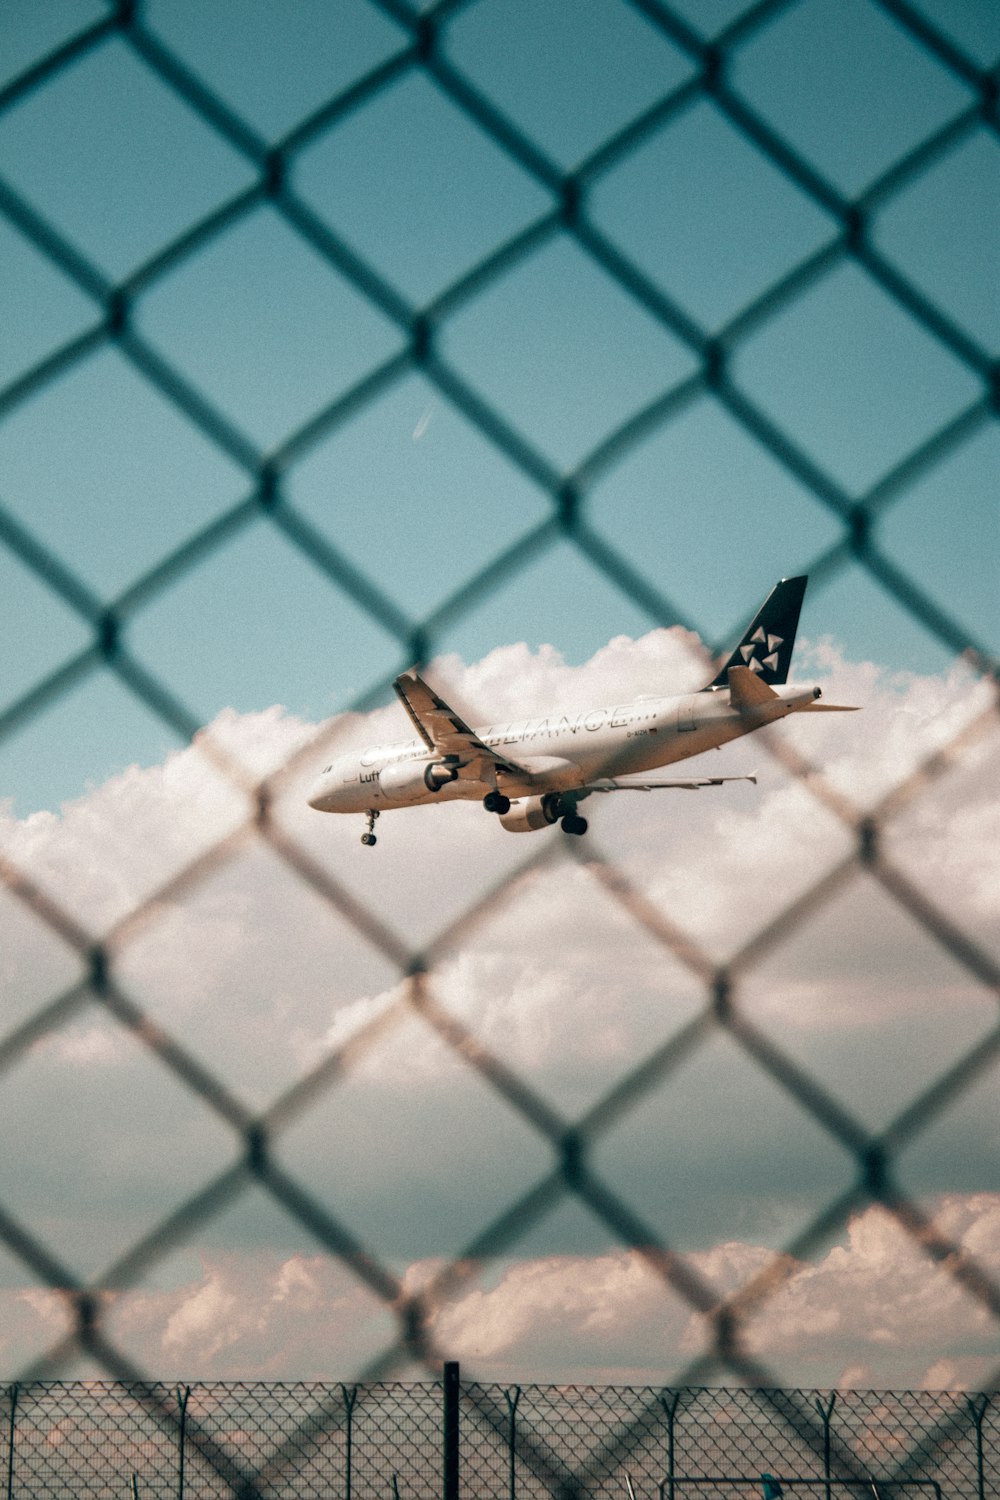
[705,575,808,690]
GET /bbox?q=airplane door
[675,696,697,732]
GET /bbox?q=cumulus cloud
[422,1194,1000,1387]
[730,1195,1000,1388]
[110,1252,399,1378]
[5,1196,996,1387]
[0,631,996,1383]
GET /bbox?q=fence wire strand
[0,1381,997,1500]
[0,0,998,1495]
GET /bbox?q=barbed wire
[0,1380,996,1499]
[0,1,997,1497]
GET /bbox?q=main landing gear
[548,791,588,836]
[361,809,379,846]
[482,790,511,814]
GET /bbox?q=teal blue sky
[0,0,997,816]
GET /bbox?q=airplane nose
[307,779,328,811]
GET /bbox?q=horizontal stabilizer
[728,665,780,714]
[797,702,859,712]
[729,667,858,716]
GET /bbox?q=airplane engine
[498,794,564,832]
[378,758,458,799]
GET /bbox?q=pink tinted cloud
[6,1196,994,1387]
[0,635,995,1385]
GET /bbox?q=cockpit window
[322,765,332,773]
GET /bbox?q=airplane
[308,575,858,846]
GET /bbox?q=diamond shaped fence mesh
[0,0,998,1497]
[1,1380,997,1498]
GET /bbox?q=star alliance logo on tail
[708,576,806,689]
[739,628,785,674]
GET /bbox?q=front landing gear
[483,790,511,815]
[361,809,379,847]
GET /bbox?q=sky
[0,0,998,1393]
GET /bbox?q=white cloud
[0,633,996,1382]
[162,1269,241,1362]
[60,1251,395,1379]
[425,1194,1000,1387]
[0,706,316,933]
[5,1195,993,1387]
[728,1195,1000,1385]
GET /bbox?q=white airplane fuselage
[308,681,821,815]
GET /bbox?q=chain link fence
[1,1,998,1497]
[1,1379,997,1500]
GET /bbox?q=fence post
[176,1384,191,1500]
[443,1362,460,1500]
[5,1384,17,1500]
[341,1384,358,1500]
[966,1394,990,1500]
[660,1390,681,1500]
[505,1386,521,1500]
[814,1392,837,1500]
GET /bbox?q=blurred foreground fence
[3,1375,997,1500]
[1,5,999,1500]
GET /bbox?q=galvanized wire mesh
[1,1380,996,1499]
[1,0,998,1496]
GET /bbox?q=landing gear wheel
[361,832,377,846]
[483,791,511,814]
[361,809,379,847]
[561,814,588,836]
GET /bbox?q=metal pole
[341,1384,358,1500]
[443,1362,460,1500]
[505,1386,521,1500]
[966,1394,989,1500]
[5,1385,17,1500]
[176,1385,191,1500]
[660,1390,680,1500]
[814,1392,836,1500]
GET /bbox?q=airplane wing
[584,774,758,792]
[392,669,523,776]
